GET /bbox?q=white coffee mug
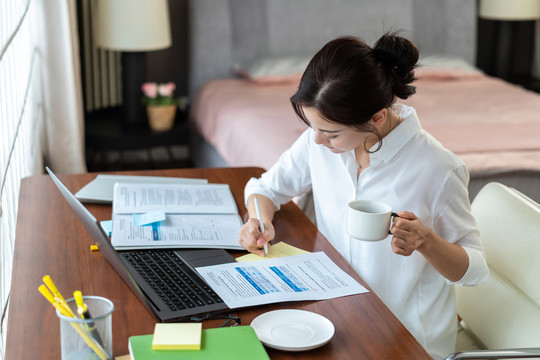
[347,200,398,241]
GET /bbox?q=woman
[238,33,488,359]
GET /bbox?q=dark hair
[290,32,419,146]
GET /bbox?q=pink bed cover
[191,74,540,173]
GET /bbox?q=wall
[94,1,540,110]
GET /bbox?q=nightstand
[85,107,191,170]
[508,74,540,93]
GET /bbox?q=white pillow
[234,56,311,84]
[416,55,484,80]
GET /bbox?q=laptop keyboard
[123,250,224,312]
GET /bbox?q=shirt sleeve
[448,246,490,286]
[432,165,489,286]
[244,129,313,211]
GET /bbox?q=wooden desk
[6,167,431,359]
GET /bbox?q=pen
[74,290,104,347]
[254,196,268,255]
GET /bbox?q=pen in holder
[56,296,114,360]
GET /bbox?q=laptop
[46,167,235,322]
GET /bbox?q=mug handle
[389,212,399,235]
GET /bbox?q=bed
[187,0,540,207]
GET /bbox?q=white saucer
[251,309,335,351]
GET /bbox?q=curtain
[0,0,85,357]
[37,0,86,173]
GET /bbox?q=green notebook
[128,326,269,359]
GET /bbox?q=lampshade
[479,0,540,20]
[96,0,172,51]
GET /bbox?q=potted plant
[141,82,178,131]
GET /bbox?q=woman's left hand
[389,211,432,256]
[389,211,471,282]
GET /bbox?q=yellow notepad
[152,323,202,350]
[236,241,310,262]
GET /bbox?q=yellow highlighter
[74,290,104,347]
[42,275,66,302]
[42,275,75,317]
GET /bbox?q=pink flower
[158,82,176,97]
[141,82,158,98]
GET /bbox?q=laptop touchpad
[175,249,236,268]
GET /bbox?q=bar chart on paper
[196,252,369,308]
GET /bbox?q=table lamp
[479,0,540,21]
[479,0,540,80]
[95,0,172,129]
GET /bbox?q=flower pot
[146,104,177,132]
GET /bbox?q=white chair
[446,182,540,359]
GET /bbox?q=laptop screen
[46,167,160,318]
[46,167,236,322]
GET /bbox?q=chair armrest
[445,348,540,360]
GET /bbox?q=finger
[257,236,270,247]
[391,241,413,256]
[394,248,414,257]
[249,235,268,256]
[390,222,411,238]
[396,211,417,220]
[259,222,275,242]
[252,247,267,257]
[240,235,267,256]
[392,215,420,234]
[241,239,266,256]
[390,225,410,239]
[239,224,271,255]
[390,240,407,255]
[239,226,260,250]
[391,237,414,256]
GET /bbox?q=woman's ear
[371,108,387,127]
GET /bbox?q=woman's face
[303,107,370,154]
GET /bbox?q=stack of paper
[75,174,207,204]
[111,183,244,250]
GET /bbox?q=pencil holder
[56,296,114,360]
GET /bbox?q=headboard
[188,0,477,97]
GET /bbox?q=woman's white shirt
[244,104,489,359]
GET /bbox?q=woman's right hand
[238,218,275,256]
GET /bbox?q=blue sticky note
[100,220,113,236]
[133,210,166,227]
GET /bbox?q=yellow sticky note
[152,323,202,350]
[236,241,310,262]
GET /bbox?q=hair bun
[373,33,419,99]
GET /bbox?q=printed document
[111,183,244,250]
[196,252,368,308]
[75,174,207,204]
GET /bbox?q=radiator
[80,0,122,112]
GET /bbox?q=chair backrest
[456,182,540,349]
